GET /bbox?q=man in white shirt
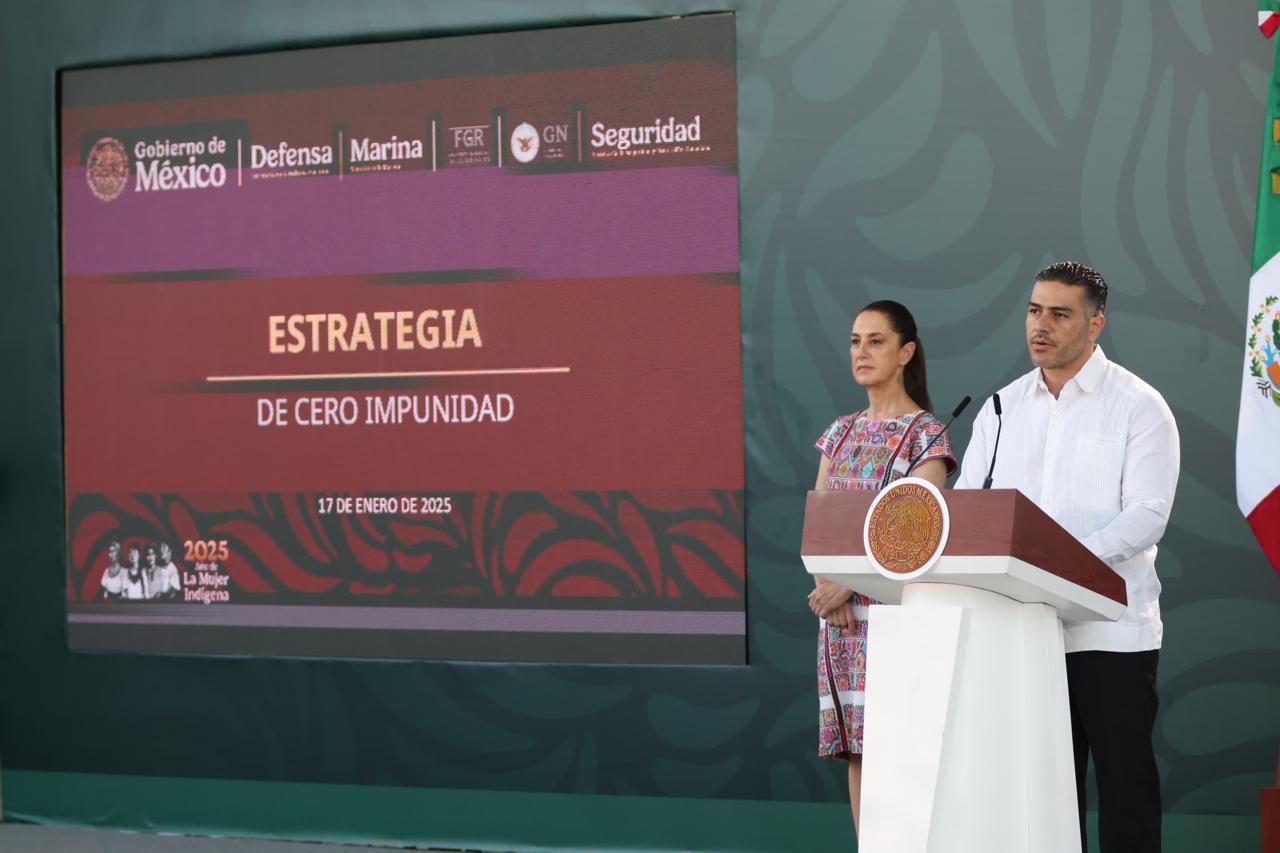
[957,261,1179,853]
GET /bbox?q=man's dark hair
[1035,261,1108,315]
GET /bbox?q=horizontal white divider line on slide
[206,366,572,382]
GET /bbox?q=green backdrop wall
[2,2,1278,850]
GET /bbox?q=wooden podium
[802,488,1127,853]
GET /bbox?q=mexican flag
[1264,2,1280,39]
[1240,2,1280,575]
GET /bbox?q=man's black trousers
[1066,649,1162,853]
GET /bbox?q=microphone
[884,396,972,487]
[982,393,1003,489]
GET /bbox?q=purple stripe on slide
[68,605,746,635]
[62,166,740,280]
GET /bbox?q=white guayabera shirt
[956,346,1181,653]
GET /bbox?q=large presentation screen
[61,15,744,664]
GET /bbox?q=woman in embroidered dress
[809,301,956,835]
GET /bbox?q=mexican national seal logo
[863,477,949,581]
[510,122,539,164]
[1248,294,1280,408]
[86,137,129,202]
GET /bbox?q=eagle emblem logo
[510,122,539,164]
[1248,294,1280,408]
[863,478,950,581]
[86,136,129,202]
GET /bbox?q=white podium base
[858,582,1080,853]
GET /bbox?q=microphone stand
[982,393,1003,489]
[894,396,973,483]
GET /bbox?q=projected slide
[61,15,744,664]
